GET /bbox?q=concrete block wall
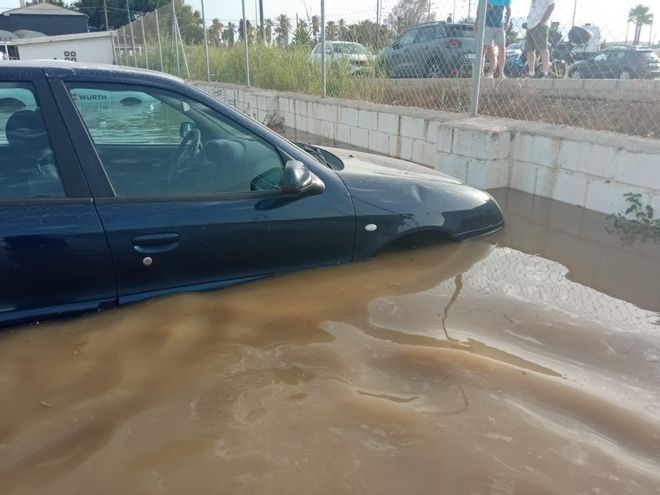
[195,82,660,216]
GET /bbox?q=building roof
[2,3,86,17]
[9,30,111,45]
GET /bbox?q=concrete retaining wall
[195,81,660,216]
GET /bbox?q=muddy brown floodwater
[1,189,660,495]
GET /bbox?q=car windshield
[333,43,367,54]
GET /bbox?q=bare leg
[482,45,496,76]
[540,48,550,75]
[527,49,536,76]
[496,43,506,78]
[482,45,489,76]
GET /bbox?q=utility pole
[571,0,577,27]
[259,0,264,41]
[103,0,110,31]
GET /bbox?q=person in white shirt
[525,0,555,77]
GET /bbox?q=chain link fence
[113,0,659,139]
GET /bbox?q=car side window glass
[0,83,65,199]
[397,29,417,47]
[415,27,436,43]
[65,83,284,198]
[594,53,607,62]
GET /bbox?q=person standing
[482,0,512,79]
[525,0,555,78]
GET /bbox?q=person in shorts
[482,0,512,78]
[525,0,555,77]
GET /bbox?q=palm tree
[338,18,347,40]
[326,20,338,40]
[223,22,236,47]
[629,4,653,45]
[311,14,320,42]
[293,20,311,45]
[265,18,274,45]
[208,18,223,46]
[275,14,291,44]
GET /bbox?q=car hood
[319,146,463,185]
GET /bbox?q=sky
[0,0,658,42]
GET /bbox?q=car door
[50,79,355,304]
[590,52,610,78]
[414,25,439,76]
[0,74,115,326]
[390,28,419,77]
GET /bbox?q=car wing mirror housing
[282,160,325,196]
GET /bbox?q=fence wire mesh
[112,0,660,139]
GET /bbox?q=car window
[397,29,417,47]
[415,26,436,43]
[66,83,284,198]
[69,87,185,144]
[637,51,658,61]
[609,51,626,62]
[0,83,65,198]
[333,43,367,54]
[446,25,474,38]
[594,53,608,62]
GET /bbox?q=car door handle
[132,233,180,253]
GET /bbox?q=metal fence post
[201,0,210,81]
[469,0,488,117]
[155,8,164,71]
[320,0,326,97]
[241,0,250,87]
[126,0,137,66]
[140,16,149,69]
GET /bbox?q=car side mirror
[282,160,325,196]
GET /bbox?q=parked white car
[309,41,373,75]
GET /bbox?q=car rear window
[446,25,475,38]
[638,51,659,61]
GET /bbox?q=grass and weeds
[608,193,660,243]
[127,43,660,139]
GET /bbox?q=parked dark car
[569,46,660,80]
[377,22,476,78]
[0,61,503,328]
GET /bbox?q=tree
[292,19,311,46]
[26,0,67,6]
[311,14,320,42]
[265,18,274,45]
[337,18,347,40]
[629,4,653,45]
[74,0,170,31]
[223,22,236,46]
[387,0,435,35]
[238,19,253,43]
[326,20,338,40]
[275,14,291,44]
[208,18,223,46]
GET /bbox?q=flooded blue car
[0,61,503,327]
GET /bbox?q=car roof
[604,45,652,52]
[406,21,473,30]
[0,60,184,84]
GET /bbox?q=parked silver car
[309,41,373,75]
